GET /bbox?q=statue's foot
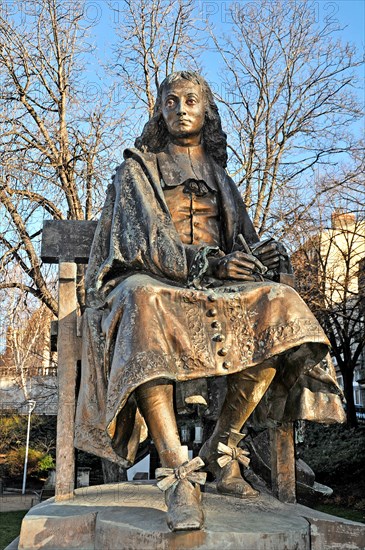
[165,479,204,531]
[216,460,259,499]
[199,430,259,499]
[156,452,206,531]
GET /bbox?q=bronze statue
[75,71,344,531]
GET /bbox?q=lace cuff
[187,246,221,289]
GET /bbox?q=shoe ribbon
[217,442,250,469]
[156,456,207,492]
[217,430,250,468]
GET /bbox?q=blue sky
[91,1,365,43]
[88,1,364,115]
[91,1,365,56]
[3,1,363,111]
[335,0,364,45]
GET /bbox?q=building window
[354,386,365,407]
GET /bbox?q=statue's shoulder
[123,147,157,168]
[111,148,157,182]
[111,148,159,191]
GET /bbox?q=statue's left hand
[251,240,289,271]
[214,251,264,281]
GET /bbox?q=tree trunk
[342,368,358,428]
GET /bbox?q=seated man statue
[75,71,344,531]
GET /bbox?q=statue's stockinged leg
[200,360,277,498]
[136,380,206,531]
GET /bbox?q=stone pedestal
[16,482,365,549]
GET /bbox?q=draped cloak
[74,148,345,467]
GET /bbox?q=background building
[293,210,365,426]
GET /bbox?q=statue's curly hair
[135,71,228,168]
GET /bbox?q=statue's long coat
[75,149,344,466]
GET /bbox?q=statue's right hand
[215,251,263,281]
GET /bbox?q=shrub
[37,454,55,473]
[6,447,45,477]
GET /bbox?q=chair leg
[270,422,296,503]
[55,261,79,500]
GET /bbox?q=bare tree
[0,0,122,314]
[0,0,203,484]
[0,292,56,409]
[292,186,365,428]
[210,0,364,235]
[111,0,202,123]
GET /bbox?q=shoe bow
[156,456,207,492]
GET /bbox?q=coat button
[211,321,221,329]
[222,361,231,369]
[208,294,217,302]
[213,334,225,342]
[207,308,217,317]
[218,348,229,356]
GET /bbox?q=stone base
[16,482,365,550]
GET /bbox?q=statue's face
[161,79,205,143]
